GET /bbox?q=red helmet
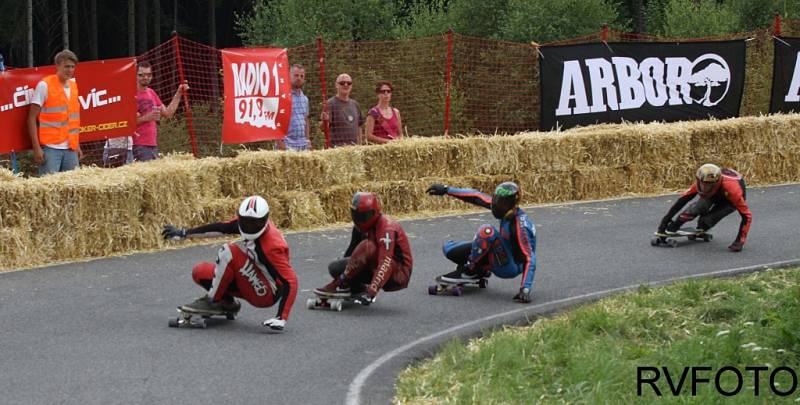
[695,163,722,197]
[351,192,381,232]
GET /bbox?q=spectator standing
[321,73,364,147]
[277,64,311,151]
[133,61,188,161]
[365,81,402,144]
[27,50,82,176]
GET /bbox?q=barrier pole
[444,29,453,138]
[601,24,609,42]
[317,37,331,149]
[172,35,199,157]
[774,13,782,36]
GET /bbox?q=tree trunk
[27,0,33,66]
[209,0,216,47]
[137,0,148,53]
[70,0,79,55]
[90,0,98,59]
[61,0,69,50]
[128,0,136,56]
[153,0,161,45]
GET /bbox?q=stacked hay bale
[1,114,799,271]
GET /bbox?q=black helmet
[491,182,520,219]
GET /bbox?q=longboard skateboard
[306,291,355,312]
[168,306,237,329]
[651,227,713,248]
[428,275,488,296]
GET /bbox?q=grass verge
[395,267,800,404]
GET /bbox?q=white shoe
[262,317,285,332]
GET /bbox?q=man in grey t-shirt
[322,73,364,147]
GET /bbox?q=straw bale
[0,227,31,270]
[731,151,800,185]
[199,197,239,224]
[514,132,584,169]
[626,163,695,194]
[316,184,362,224]
[572,165,628,200]
[516,167,574,204]
[218,148,365,197]
[0,167,16,182]
[273,191,325,229]
[360,138,460,182]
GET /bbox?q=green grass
[395,267,800,404]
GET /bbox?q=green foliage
[500,0,626,43]
[654,0,739,37]
[238,0,397,47]
[396,267,800,404]
[393,0,510,39]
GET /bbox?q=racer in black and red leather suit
[314,192,413,305]
[658,165,752,252]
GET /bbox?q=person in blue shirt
[426,181,537,303]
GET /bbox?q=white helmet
[238,196,269,240]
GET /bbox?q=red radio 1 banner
[221,48,291,144]
[0,57,137,153]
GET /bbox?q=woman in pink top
[365,81,402,144]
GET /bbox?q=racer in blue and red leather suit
[426,182,537,303]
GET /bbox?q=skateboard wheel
[331,300,343,312]
[688,235,696,241]
[226,313,236,321]
[667,239,678,248]
[650,237,660,246]
[703,234,712,242]
[198,318,207,329]
[452,286,463,296]
[168,318,179,328]
[428,285,438,295]
[306,298,316,310]
[478,279,488,288]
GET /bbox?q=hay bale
[572,165,628,200]
[218,148,365,197]
[0,227,31,270]
[274,191,325,229]
[0,167,16,182]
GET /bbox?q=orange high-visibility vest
[38,74,80,150]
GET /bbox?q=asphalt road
[1,184,798,405]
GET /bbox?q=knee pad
[469,225,498,264]
[442,240,471,264]
[328,258,348,278]
[192,262,215,288]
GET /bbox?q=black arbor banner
[770,36,800,113]
[539,40,746,130]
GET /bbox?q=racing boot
[440,264,480,283]
[220,297,241,314]
[180,294,225,315]
[314,278,352,297]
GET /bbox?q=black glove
[426,183,448,196]
[728,240,744,252]
[513,287,532,303]
[162,224,187,240]
[353,292,375,306]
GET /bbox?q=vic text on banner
[0,58,137,154]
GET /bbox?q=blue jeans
[39,146,79,176]
[133,145,159,161]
